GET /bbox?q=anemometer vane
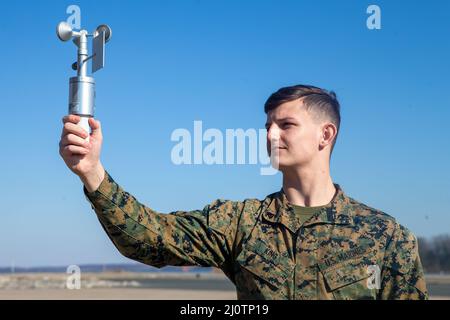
[56,21,112,140]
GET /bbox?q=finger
[60,147,85,159]
[89,118,102,139]
[63,145,89,155]
[61,133,91,148]
[62,122,89,139]
[62,114,81,124]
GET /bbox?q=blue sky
[0,0,449,267]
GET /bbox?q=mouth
[268,147,287,155]
[267,144,287,154]
[268,145,287,149]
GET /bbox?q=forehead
[266,99,309,122]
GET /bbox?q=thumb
[89,118,102,138]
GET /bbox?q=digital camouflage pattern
[84,170,428,300]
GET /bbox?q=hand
[59,115,104,190]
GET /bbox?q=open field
[0,288,236,300]
[0,272,448,300]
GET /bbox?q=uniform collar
[262,184,354,234]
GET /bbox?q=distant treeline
[1,236,449,275]
[418,235,450,274]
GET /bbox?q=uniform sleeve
[83,170,244,277]
[378,222,428,300]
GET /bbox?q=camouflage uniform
[84,171,428,300]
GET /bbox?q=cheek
[285,130,318,152]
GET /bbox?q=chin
[275,159,291,171]
[277,158,309,171]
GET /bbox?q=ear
[319,122,337,150]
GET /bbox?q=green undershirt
[291,204,327,226]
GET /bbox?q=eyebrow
[265,117,299,128]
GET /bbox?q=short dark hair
[264,84,341,154]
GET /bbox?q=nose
[267,126,280,142]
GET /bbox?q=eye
[282,122,295,129]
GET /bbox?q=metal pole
[77,30,88,77]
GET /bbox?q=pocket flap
[321,259,372,291]
[237,244,292,289]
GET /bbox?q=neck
[282,163,336,207]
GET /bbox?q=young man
[59,84,428,299]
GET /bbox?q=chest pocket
[235,239,294,299]
[319,256,379,300]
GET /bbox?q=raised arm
[84,171,243,277]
